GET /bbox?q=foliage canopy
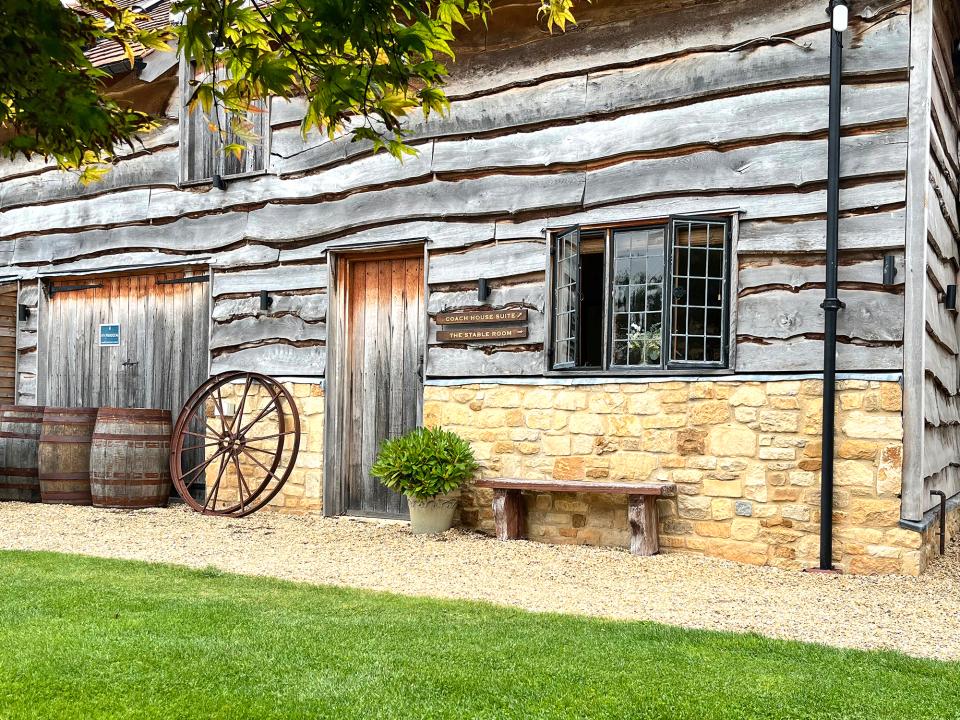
[0,0,580,178]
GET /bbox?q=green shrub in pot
[371,427,479,534]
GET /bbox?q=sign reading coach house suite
[435,309,529,342]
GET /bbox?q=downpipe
[819,1,848,572]
[931,490,947,556]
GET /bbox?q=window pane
[669,220,728,365]
[611,227,665,367]
[553,228,579,367]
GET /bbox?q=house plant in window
[371,427,479,534]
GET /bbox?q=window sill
[543,367,734,379]
[178,169,269,189]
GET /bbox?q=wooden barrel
[0,405,44,502]
[38,407,98,505]
[90,408,172,509]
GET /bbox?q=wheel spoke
[231,455,247,513]
[242,444,277,457]
[181,441,221,451]
[238,397,280,437]
[182,448,228,488]
[243,430,297,443]
[239,447,284,486]
[203,454,229,512]
[231,375,253,436]
[213,387,230,438]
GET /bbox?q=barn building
[1,0,959,574]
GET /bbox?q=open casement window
[179,60,270,184]
[552,227,580,369]
[550,216,732,372]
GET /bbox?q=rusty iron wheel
[170,372,301,517]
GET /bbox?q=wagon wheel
[170,372,301,517]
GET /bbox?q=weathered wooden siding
[921,0,960,517]
[0,0,912,385]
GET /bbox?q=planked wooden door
[338,251,425,519]
[0,285,17,405]
[39,269,209,415]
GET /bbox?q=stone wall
[422,379,923,575]
[216,381,325,513]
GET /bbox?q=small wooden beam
[492,488,525,540]
[628,495,660,556]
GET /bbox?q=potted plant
[371,426,479,534]
[628,322,662,364]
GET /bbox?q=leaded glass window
[669,219,729,364]
[550,217,731,372]
[552,227,580,368]
[611,228,665,368]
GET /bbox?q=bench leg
[628,494,660,556]
[492,489,525,540]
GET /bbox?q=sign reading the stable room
[98,323,121,347]
[437,326,529,342]
[435,309,528,325]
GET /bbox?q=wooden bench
[474,479,677,556]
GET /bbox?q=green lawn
[0,551,957,720]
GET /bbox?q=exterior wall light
[831,0,849,33]
[945,285,957,311]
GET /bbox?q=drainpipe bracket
[820,298,846,311]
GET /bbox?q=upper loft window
[179,60,271,184]
[550,217,732,372]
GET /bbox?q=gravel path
[1,502,958,661]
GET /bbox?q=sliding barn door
[40,269,209,415]
[339,251,425,519]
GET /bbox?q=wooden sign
[437,327,529,342]
[435,309,528,325]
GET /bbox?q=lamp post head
[829,0,849,33]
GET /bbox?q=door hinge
[156,275,210,286]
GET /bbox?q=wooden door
[0,285,17,405]
[340,251,425,519]
[39,269,209,415]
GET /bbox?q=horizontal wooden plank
[474,478,676,496]
[735,337,902,372]
[738,289,903,342]
[494,180,907,240]
[212,292,327,323]
[584,128,908,208]
[426,346,544,377]
[210,314,326,351]
[212,265,327,296]
[739,253,906,290]
[210,343,326,375]
[444,0,891,97]
[738,210,907,254]
[429,241,546,284]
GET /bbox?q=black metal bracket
[820,297,846,311]
[882,255,898,286]
[17,304,29,322]
[156,275,210,286]
[477,278,490,302]
[46,282,103,298]
[259,290,273,311]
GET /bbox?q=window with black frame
[549,217,731,372]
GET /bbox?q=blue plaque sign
[99,323,121,347]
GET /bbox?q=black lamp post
[818,0,848,573]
